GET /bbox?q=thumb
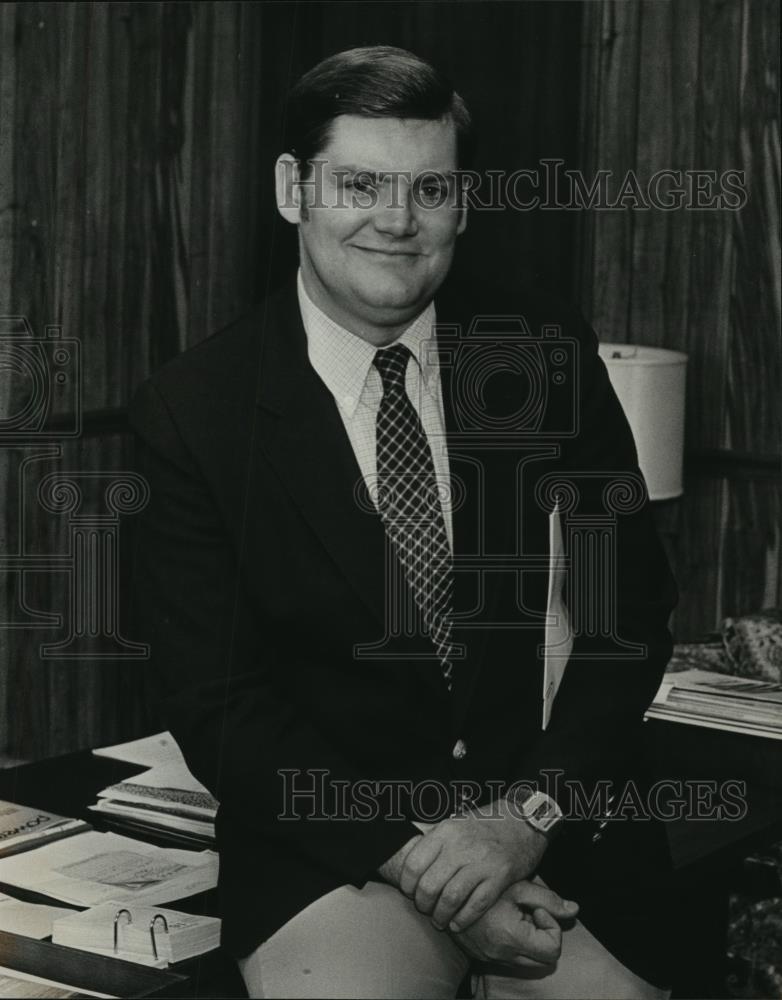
[506,881,579,920]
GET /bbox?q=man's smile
[350,244,422,258]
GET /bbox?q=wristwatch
[506,787,564,838]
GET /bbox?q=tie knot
[373,342,411,393]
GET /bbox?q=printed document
[0,831,218,907]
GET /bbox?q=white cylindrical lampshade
[598,344,688,501]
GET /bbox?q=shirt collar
[297,270,438,418]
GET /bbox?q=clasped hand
[399,798,550,933]
[452,879,577,969]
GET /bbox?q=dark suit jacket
[128,275,678,986]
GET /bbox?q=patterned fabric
[373,343,455,689]
[297,271,453,547]
[722,609,782,682]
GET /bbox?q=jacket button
[452,739,468,760]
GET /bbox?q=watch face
[528,800,552,823]
[519,791,562,833]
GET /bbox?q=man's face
[282,114,465,340]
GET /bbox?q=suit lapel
[435,300,500,718]
[254,282,390,630]
[434,292,555,725]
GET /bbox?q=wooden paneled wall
[577,0,781,640]
[0,0,586,759]
[0,2,266,759]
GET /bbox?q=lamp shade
[598,344,688,501]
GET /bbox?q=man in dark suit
[129,46,677,998]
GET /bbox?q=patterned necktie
[373,343,455,689]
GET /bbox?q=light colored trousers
[237,881,670,999]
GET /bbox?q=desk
[643,719,782,998]
[643,719,782,868]
[0,752,245,999]
[0,726,779,998]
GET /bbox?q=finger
[492,924,561,970]
[510,953,559,970]
[505,881,577,919]
[510,933,561,968]
[532,906,559,931]
[399,835,443,897]
[414,857,465,917]
[429,867,482,929]
[508,912,562,967]
[450,931,490,964]
[448,874,506,933]
[506,881,579,921]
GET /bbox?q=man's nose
[373,182,419,237]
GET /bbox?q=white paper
[646,670,782,738]
[89,800,215,840]
[93,732,212,797]
[644,709,782,739]
[119,761,211,797]
[53,900,220,967]
[0,893,75,939]
[0,831,218,907]
[92,732,184,770]
[542,505,572,729]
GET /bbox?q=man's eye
[418,183,447,205]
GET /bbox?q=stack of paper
[0,831,218,907]
[89,734,217,845]
[646,668,782,738]
[0,893,75,939]
[0,801,89,859]
[52,901,220,967]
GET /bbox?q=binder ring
[149,913,169,961]
[113,908,132,952]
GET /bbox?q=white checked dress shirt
[297,271,453,549]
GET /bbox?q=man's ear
[275,153,303,225]
[456,202,468,236]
